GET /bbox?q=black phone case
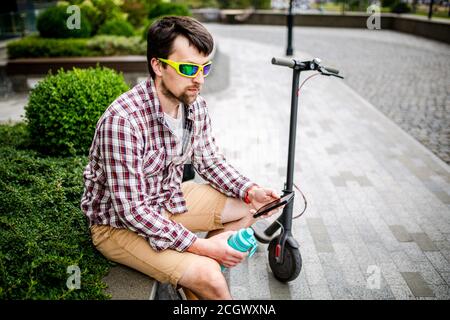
[252,193,294,218]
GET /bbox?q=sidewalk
[1,35,449,300]
[201,35,450,299]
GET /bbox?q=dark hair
[146,16,214,79]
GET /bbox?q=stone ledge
[6,55,148,75]
[102,264,157,300]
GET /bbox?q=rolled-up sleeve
[99,115,197,252]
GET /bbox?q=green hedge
[86,35,146,56]
[37,5,92,38]
[7,37,91,59]
[0,124,112,299]
[148,2,192,19]
[25,66,129,156]
[390,1,411,13]
[7,35,146,59]
[98,18,135,37]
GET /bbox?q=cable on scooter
[297,72,320,94]
[292,183,307,220]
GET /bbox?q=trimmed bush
[7,36,91,59]
[0,122,31,150]
[390,1,411,13]
[381,0,397,7]
[37,5,92,38]
[0,128,112,299]
[148,2,191,20]
[121,0,149,28]
[79,0,103,35]
[98,18,135,37]
[86,35,146,56]
[25,67,129,156]
[7,35,146,59]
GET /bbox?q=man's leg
[90,224,229,299]
[177,255,232,300]
[172,182,256,298]
[206,197,256,238]
[178,197,254,298]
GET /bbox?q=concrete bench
[102,264,159,300]
[103,264,201,300]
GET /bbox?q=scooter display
[251,56,343,282]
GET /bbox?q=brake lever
[330,73,344,79]
[319,68,344,79]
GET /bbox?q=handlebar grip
[323,66,340,75]
[271,57,295,68]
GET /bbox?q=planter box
[6,55,148,92]
[6,55,148,74]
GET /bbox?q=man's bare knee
[178,257,231,299]
[221,197,251,224]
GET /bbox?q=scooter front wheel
[268,237,302,282]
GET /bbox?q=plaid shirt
[81,77,255,252]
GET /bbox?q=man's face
[155,35,210,106]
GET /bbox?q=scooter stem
[263,66,302,240]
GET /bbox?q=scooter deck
[251,220,279,244]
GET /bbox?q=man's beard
[161,78,199,106]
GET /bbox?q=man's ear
[151,57,163,77]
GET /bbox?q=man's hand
[187,231,247,268]
[247,185,281,219]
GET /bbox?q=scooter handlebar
[272,57,342,77]
[322,66,340,75]
[271,57,295,68]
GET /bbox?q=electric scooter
[251,56,343,282]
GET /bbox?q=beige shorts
[90,181,228,287]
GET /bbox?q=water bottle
[221,228,258,271]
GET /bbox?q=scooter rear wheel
[268,237,302,282]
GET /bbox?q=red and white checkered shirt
[81,77,255,252]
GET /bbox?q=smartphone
[252,192,294,218]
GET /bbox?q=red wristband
[244,192,251,204]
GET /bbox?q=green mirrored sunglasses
[158,58,212,78]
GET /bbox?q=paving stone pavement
[204,24,450,165]
[201,34,450,300]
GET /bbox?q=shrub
[381,0,396,8]
[79,0,103,35]
[7,36,91,59]
[148,2,192,20]
[390,1,411,13]
[120,0,152,28]
[7,35,146,59]
[0,122,31,150]
[86,35,146,55]
[216,0,254,9]
[98,18,135,37]
[37,5,92,38]
[0,134,112,299]
[25,66,129,156]
[172,0,219,9]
